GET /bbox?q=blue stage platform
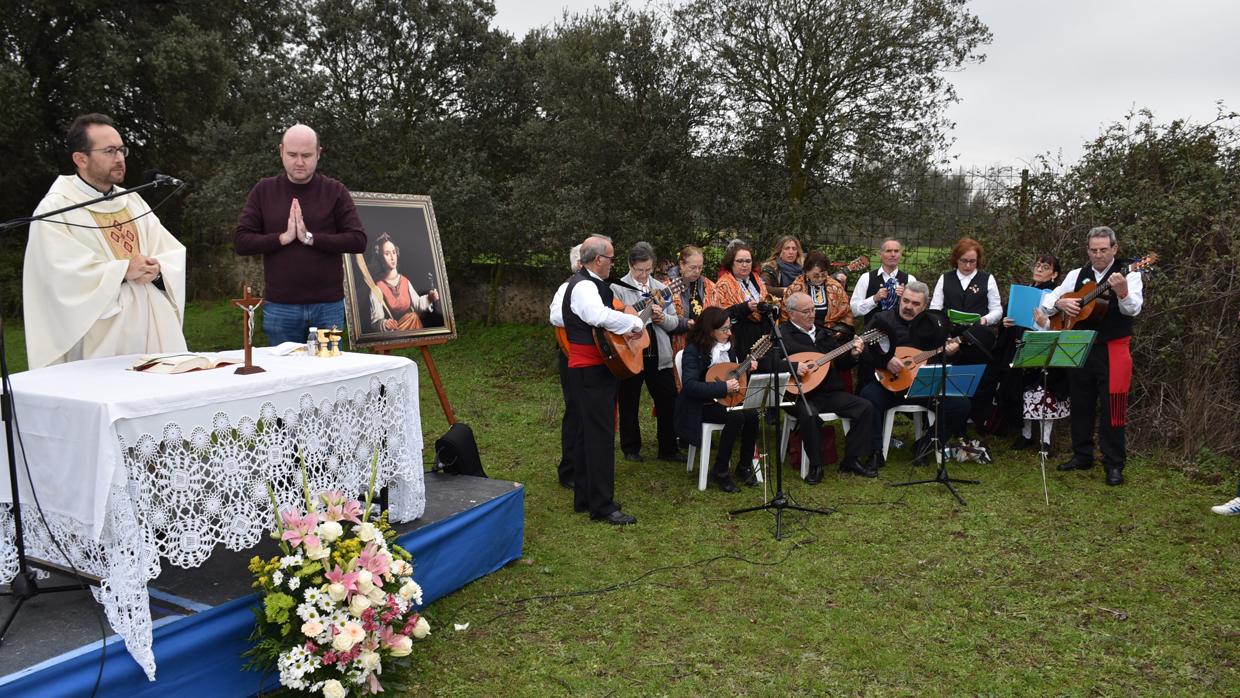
[0,473,524,697]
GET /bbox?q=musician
[782,251,854,331]
[612,242,682,463]
[1040,226,1144,486]
[759,235,804,299]
[367,232,440,331]
[713,241,768,359]
[851,238,917,390]
[929,237,1002,429]
[669,245,715,357]
[548,243,583,489]
[781,293,877,481]
[858,281,970,468]
[673,307,760,492]
[562,236,645,524]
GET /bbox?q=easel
[1010,329,1095,504]
[371,339,456,426]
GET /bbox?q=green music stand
[1011,330,1095,504]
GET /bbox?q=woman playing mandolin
[368,232,439,332]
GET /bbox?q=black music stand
[889,363,985,505]
[1010,330,1095,504]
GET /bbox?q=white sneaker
[1211,497,1240,516]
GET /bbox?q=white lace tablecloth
[0,348,425,679]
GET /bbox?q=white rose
[327,583,348,603]
[331,633,356,652]
[322,678,347,698]
[305,542,330,561]
[399,581,423,605]
[356,522,380,542]
[317,520,344,543]
[388,634,412,657]
[349,594,371,616]
[301,620,324,638]
[412,616,430,639]
[357,569,374,594]
[367,587,386,605]
[358,650,382,672]
[390,559,408,576]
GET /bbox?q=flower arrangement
[246,457,429,696]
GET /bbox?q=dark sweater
[233,174,367,304]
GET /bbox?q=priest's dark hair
[66,113,116,154]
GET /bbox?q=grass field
[6,307,1237,695]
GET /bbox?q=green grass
[7,305,1237,695]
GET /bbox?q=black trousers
[700,403,758,476]
[1068,345,1126,469]
[858,381,970,454]
[567,363,620,516]
[787,389,875,463]
[618,356,678,458]
[556,351,578,487]
[954,342,998,429]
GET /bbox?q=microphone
[143,169,187,187]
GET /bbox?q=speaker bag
[434,423,487,477]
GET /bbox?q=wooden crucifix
[232,285,266,375]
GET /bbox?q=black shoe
[1011,435,1034,451]
[710,472,740,493]
[592,509,637,525]
[735,465,758,487]
[576,500,622,513]
[804,464,824,485]
[1105,466,1124,486]
[1056,458,1093,471]
[868,452,885,471]
[623,452,644,462]
[839,457,878,478]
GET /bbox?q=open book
[131,352,242,374]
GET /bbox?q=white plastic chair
[675,350,766,491]
[779,411,851,479]
[881,404,936,461]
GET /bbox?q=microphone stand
[0,177,180,644]
[730,310,833,540]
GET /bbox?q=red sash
[1106,337,1132,427]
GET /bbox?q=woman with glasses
[670,245,716,358]
[674,307,760,492]
[712,241,767,359]
[782,251,854,330]
[929,237,1003,432]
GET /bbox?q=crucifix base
[234,365,267,375]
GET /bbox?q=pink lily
[279,510,321,549]
[378,626,408,649]
[324,564,361,593]
[358,544,391,578]
[367,673,385,694]
[320,491,364,523]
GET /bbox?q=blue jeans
[261,301,346,346]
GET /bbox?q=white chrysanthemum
[280,554,305,569]
[296,603,321,622]
[288,576,301,591]
[272,570,284,586]
[304,586,326,605]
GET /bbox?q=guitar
[784,329,888,395]
[1046,254,1158,330]
[597,277,686,378]
[833,255,872,273]
[875,345,950,393]
[706,336,774,407]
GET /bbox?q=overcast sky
[491,0,1239,171]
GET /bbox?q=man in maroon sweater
[233,124,367,345]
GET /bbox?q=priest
[23,113,186,369]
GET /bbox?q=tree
[675,0,991,235]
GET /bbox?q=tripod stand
[0,177,179,644]
[730,319,833,540]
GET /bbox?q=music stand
[889,363,986,505]
[1010,330,1095,504]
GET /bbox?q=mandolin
[875,345,950,393]
[706,336,774,407]
[784,329,888,395]
[1046,254,1157,330]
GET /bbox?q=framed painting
[343,193,456,348]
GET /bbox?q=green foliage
[263,591,296,628]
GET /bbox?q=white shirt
[851,268,917,317]
[549,281,569,327]
[567,270,644,335]
[930,270,1003,325]
[1040,265,1144,319]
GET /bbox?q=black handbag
[434,423,487,477]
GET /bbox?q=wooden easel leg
[419,345,456,425]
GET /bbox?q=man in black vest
[1040,226,1144,486]
[549,244,583,489]
[782,293,877,482]
[858,281,969,467]
[851,239,918,391]
[561,236,645,524]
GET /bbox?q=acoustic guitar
[706,336,774,407]
[597,277,686,378]
[875,345,950,393]
[1046,254,1158,330]
[784,329,887,395]
[835,255,872,273]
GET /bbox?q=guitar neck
[912,346,947,364]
